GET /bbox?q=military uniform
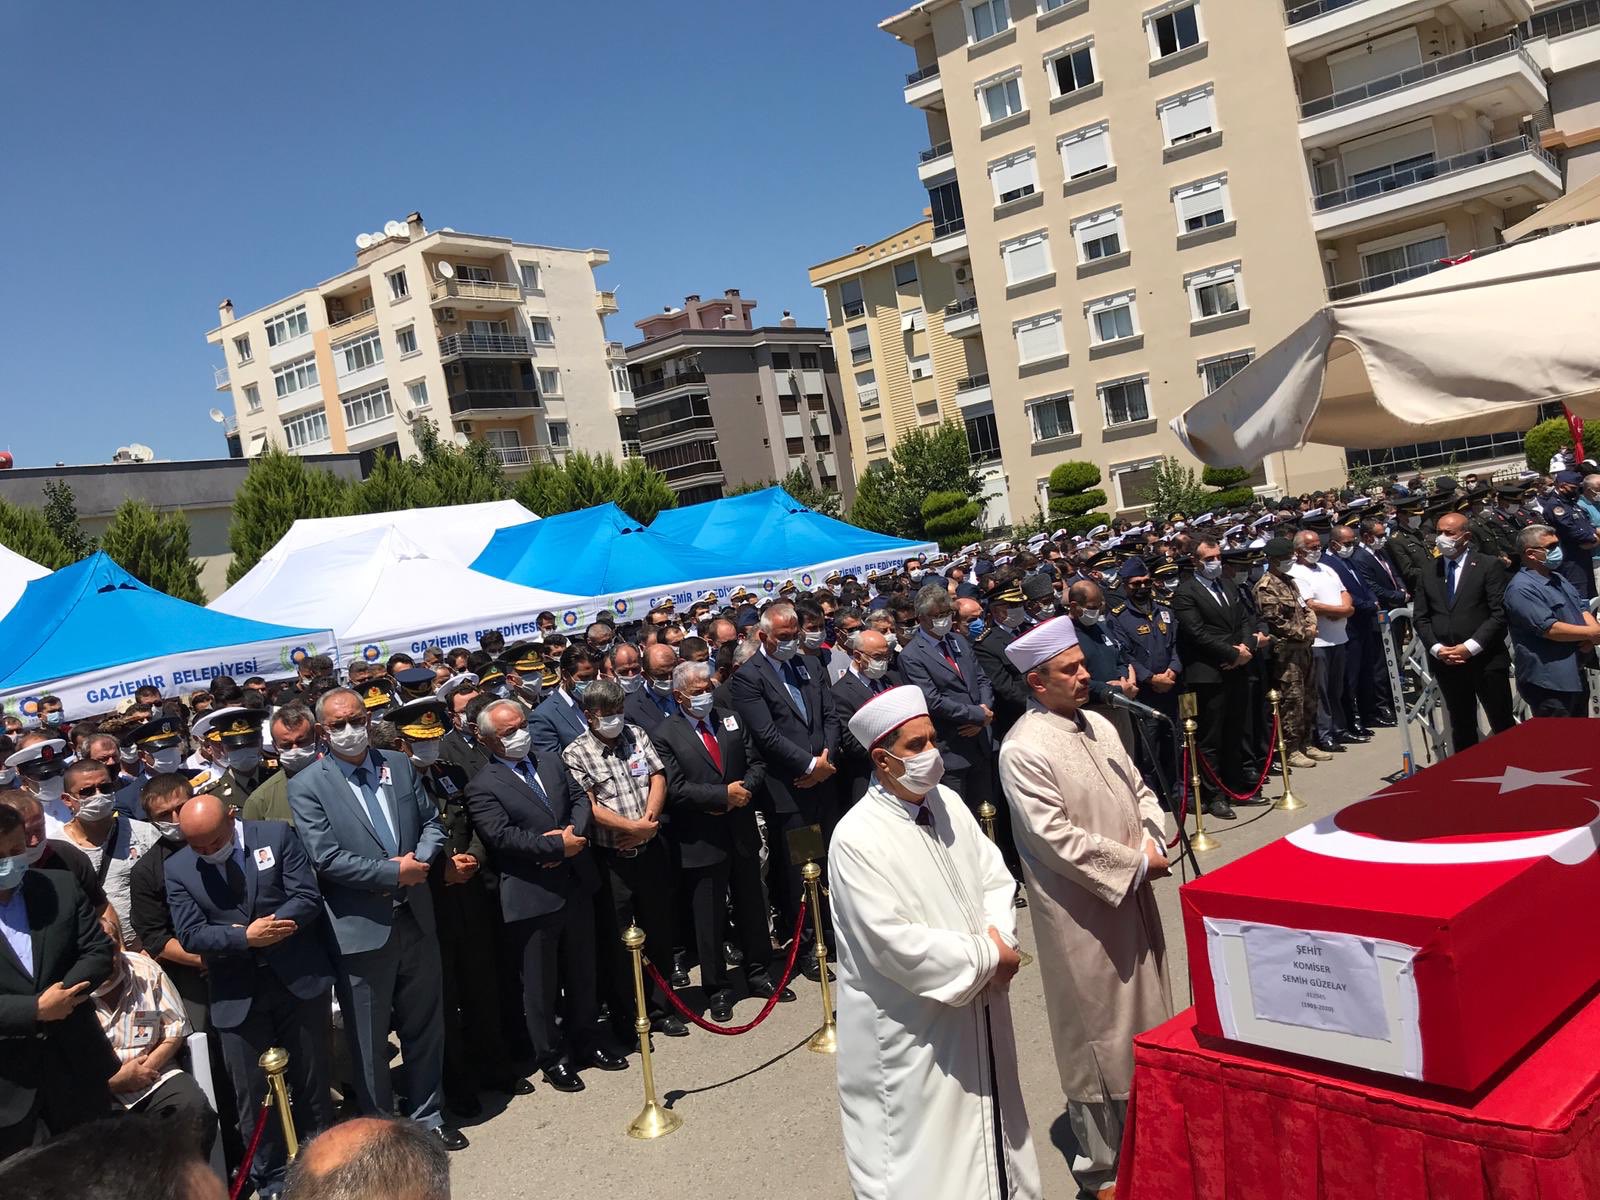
[1536,484,1598,600]
[242,768,293,823]
[1253,566,1318,756]
[1108,584,1182,794]
[190,706,277,813]
[1471,495,1523,566]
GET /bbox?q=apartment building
[808,217,1013,526]
[206,212,636,474]
[878,0,1600,510]
[624,290,854,507]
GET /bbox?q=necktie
[223,854,248,907]
[1446,558,1458,604]
[351,766,398,856]
[516,759,552,811]
[781,660,808,719]
[940,637,963,677]
[1212,580,1229,608]
[914,806,934,829]
[698,722,723,772]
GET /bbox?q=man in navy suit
[625,644,683,736]
[730,601,841,980]
[465,699,626,1093]
[528,644,600,756]
[829,628,902,803]
[287,688,462,1152]
[1327,526,1382,738]
[164,794,334,1196]
[895,584,997,814]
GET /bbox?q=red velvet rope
[1166,745,1190,851]
[1193,713,1280,802]
[642,900,810,1036]
[229,1097,273,1200]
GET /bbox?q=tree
[98,499,205,603]
[41,479,96,563]
[0,498,74,569]
[1201,465,1257,512]
[507,451,677,524]
[410,418,509,506]
[847,423,985,539]
[226,447,354,585]
[1047,461,1110,536]
[508,462,577,519]
[921,491,982,551]
[1140,457,1209,521]
[725,466,842,518]
[1525,416,1573,473]
[352,449,432,514]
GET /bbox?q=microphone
[1106,689,1172,724]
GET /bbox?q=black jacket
[654,709,765,870]
[729,650,839,817]
[1411,549,1509,666]
[828,668,902,802]
[465,753,598,922]
[1172,575,1250,685]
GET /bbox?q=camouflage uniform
[1253,570,1318,753]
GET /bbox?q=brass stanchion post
[1183,717,1218,853]
[622,925,681,1140]
[801,862,837,1054]
[258,1046,298,1161]
[977,801,1032,968]
[1267,688,1304,812]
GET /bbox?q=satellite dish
[452,431,469,447]
[355,233,374,249]
[208,408,225,424]
[439,227,455,233]
[384,219,405,238]
[435,261,455,280]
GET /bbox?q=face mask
[119,746,140,766]
[200,841,235,866]
[499,728,532,761]
[908,569,925,581]
[1542,545,1566,569]
[327,724,370,757]
[929,615,954,638]
[33,775,64,805]
[278,744,318,773]
[1200,559,1223,580]
[649,677,673,695]
[1333,543,1356,559]
[152,820,184,844]
[570,680,593,701]
[999,609,1027,630]
[802,630,824,651]
[72,789,116,823]
[771,638,800,662]
[861,657,890,680]
[225,747,263,774]
[886,747,945,796]
[595,714,625,739]
[150,747,183,774]
[618,673,645,694]
[409,740,441,767]
[966,617,985,638]
[0,767,13,788]
[1300,548,1322,566]
[883,632,899,651]
[686,692,716,720]
[1435,534,1462,558]
[1271,557,1294,575]
[43,711,63,727]
[0,854,28,890]
[1078,608,1103,625]
[1371,534,1388,548]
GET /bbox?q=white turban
[846,684,929,751]
[1003,615,1080,675]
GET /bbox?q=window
[272,354,318,399]
[866,433,887,453]
[928,180,966,236]
[243,384,261,414]
[233,335,252,363]
[405,379,430,410]
[1158,85,1217,147]
[342,383,394,430]
[1186,262,1245,320]
[396,325,418,356]
[468,318,509,336]
[537,367,562,396]
[1049,41,1096,96]
[786,437,806,457]
[908,352,933,380]
[1359,233,1448,287]
[548,421,570,448]
[1059,123,1112,179]
[1086,292,1138,344]
[1014,311,1066,364]
[283,409,329,449]
[894,260,919,287]
[264,304,309,348]
[1001,231,1052,285]
[771,352,792,370]
[1100,376,1151,426]
[848,326,872,365]
[1072,208,1125,263]
[1173,174,1231,233]
[840,278,866,319]
[1200,350,1254,394]
[1114,460,1162,510]
[529,319,554,343]
[856,370,879,409]
[338,330,383,374]
[519,262,541,291]
[387,269,409,301]
[485,428,522,450]
[455,263,493,283]
[965,411,1002,462]
[1028,393,1075,442]
[1147,2,1201,58]
[979,73,1025,125]
[988,150,1038,204]
[900,308,927,333]
[800,352,819,370]
[966,0,1010,42]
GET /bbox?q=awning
[1505,170,1600,242]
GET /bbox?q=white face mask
[33,775,65,805]
[929,615,954,638]
[1333,543,1356,559]
[685,692,716,720]
[499,728,532,761]
[595,714,625,739]
[150,747,183,774]
[801,630,824,651]
[1435,534,1463,559]
[409,740,441,766]
[886,747,945,797]
[999,609,1027,630]
[225,747,263,774]
[1078,608,1103,625]
[618,673,645,694]
[152,820,184,844]
[327,724,370,757]
[648,677,673,695]
[71,789,116,824]
[1200,559,1223,579]
[1300,548,1322,566]
[883,632,899,651]
[200,841,235,866]
[861,658,890,680]
[770,638,800,662]
[277,744,318,773]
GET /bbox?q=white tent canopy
[1171,223,1600,468]
[256,499,538,566]
[0,544,49,619]
[1505,172,1600,242]
[210,524,581,665]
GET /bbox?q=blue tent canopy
[470,503,746,596]
[0,555,333,718]
[647,487,934,574]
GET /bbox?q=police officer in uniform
[394,666,439,702]
[973,579,1032,739]
[190,707,277,812]
[1108,557,1181,794]
[1386,493,1429,590]
[111,716,186,822]
[1537,470,1599,600]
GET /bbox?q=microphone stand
[1128,704,1202,878]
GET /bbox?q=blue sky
[0,0,929,465]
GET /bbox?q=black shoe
[486,1076,534,1097]
[1205,800,1237,821]
[670,950,691,990]
[722,940,743,967]
[801,956,836,983]
[1369,712,1397,727]
[709,991,735,1023]
[586,1046,629,1071]
[652,1013,690,1038]
[542,1062,586,1093]
[1341,728,1372,744]
[1013,890,1028,909]
[1316,737,1345,754]
[433,1127,470,1152]
[748,975,796,1003]
[447,1094,483,1119]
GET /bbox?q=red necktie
[940,637,962,677]
[698,722,723,772]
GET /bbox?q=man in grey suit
[896,583,997,816]
[287,687,466,1152]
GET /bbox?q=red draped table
[1115,992,1600,1200]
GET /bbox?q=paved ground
[445,726,1417,1199]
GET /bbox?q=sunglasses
[324,716,367,732]
[72,781,116,799]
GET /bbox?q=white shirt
[1288,561,1349,647]
[334,753,398,850]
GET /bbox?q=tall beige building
[206,212,637,473]
[877,0,1600,514]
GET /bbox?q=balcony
[931,217,969,263]
[632,369,707,399]
[904,62,944,109]
[918,140,955,182]
[326,308,378,341]
[660,461,726,488]
[1311,135,1561,237]
[447,388,541,417]
[637,412,718,449]
[1299,34,1546,148]
[596,290,619,315]
[1326,241,1517,299]
[489,443,567,471]
[956,373,992,408]
[214,366,230,390]
[437,332,532,360]
[1285,0,1482,60]
[621,439,643,459]
[427,276,524,311]
[943,296,983,337]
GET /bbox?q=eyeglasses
[324,716,367,732]
[72,781,116,799]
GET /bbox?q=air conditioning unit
[953,265,970,284]
[439,308,456,321]
[458,421,473,434]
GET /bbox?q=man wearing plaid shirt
[561,679,688,1039]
